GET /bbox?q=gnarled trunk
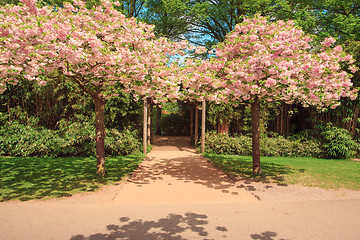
[94,95,107,176]
[251,96,261,174]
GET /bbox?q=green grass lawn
[0,154,144,202]
[204,154,360,190]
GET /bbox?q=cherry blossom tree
[0,0,187,175]
[212,15,358,173]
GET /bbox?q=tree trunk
[251,96,261,174]
[351,106,359,135]
[217,119,230,134]
[94,95,107,176]
[129,0,136,17]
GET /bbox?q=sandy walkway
[112,136,256,204]
[57,136,257,204]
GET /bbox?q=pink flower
[321,37,336,47]
[264,78,276,87]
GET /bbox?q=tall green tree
[143,0,193,40]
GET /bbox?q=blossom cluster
[0,0,206,102]
[207,15,358,109]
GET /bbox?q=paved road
[1,136,359,240]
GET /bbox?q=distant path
[1,136,360,240]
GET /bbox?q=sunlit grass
[204,154,360,190]
[0,154,144,201]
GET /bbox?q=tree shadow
[204,154,295,185]
[202,154,310,198]
[151,136,194,152]
[251,231,288,240]
[70,212,228,240]
[128,153,239,195]
[0,155,142,201]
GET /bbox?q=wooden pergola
[142,98,206,154]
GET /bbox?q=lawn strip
[204,153,360,190]
[0,154,144,201]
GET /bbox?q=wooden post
[147,98,152,146]
[201,100,206,153]
[143,98,147,155]
[150,102,154,143]
[195,102,199,146]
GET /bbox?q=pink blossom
[321,37,336,47]
[264,78,276,88]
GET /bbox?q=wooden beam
[201,100,206,153]
[143,98,148,155]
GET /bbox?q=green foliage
[204,132,252,156]
[105,129,141,156]
[159,102,190,136]
[207,102,239,128]
[56,119,96,157]
[0,119,141,157]
[0,77,93,129]
[320,123,359,159]
[160,113,189,136]
[0,154,144,201]
[204,132,325,158]
[104,86,142,131]
[144,0,193,40]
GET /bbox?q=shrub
[0,120,141,157]
[204,131,325,158]
[57,120,96,157]
[105,129,141,156]
[0,121,62,157]
[320,123,359,159]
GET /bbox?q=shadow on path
[70,212,228,240]
[129,155,235,192]
[151,136,194,152]
[250,231,288,240]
